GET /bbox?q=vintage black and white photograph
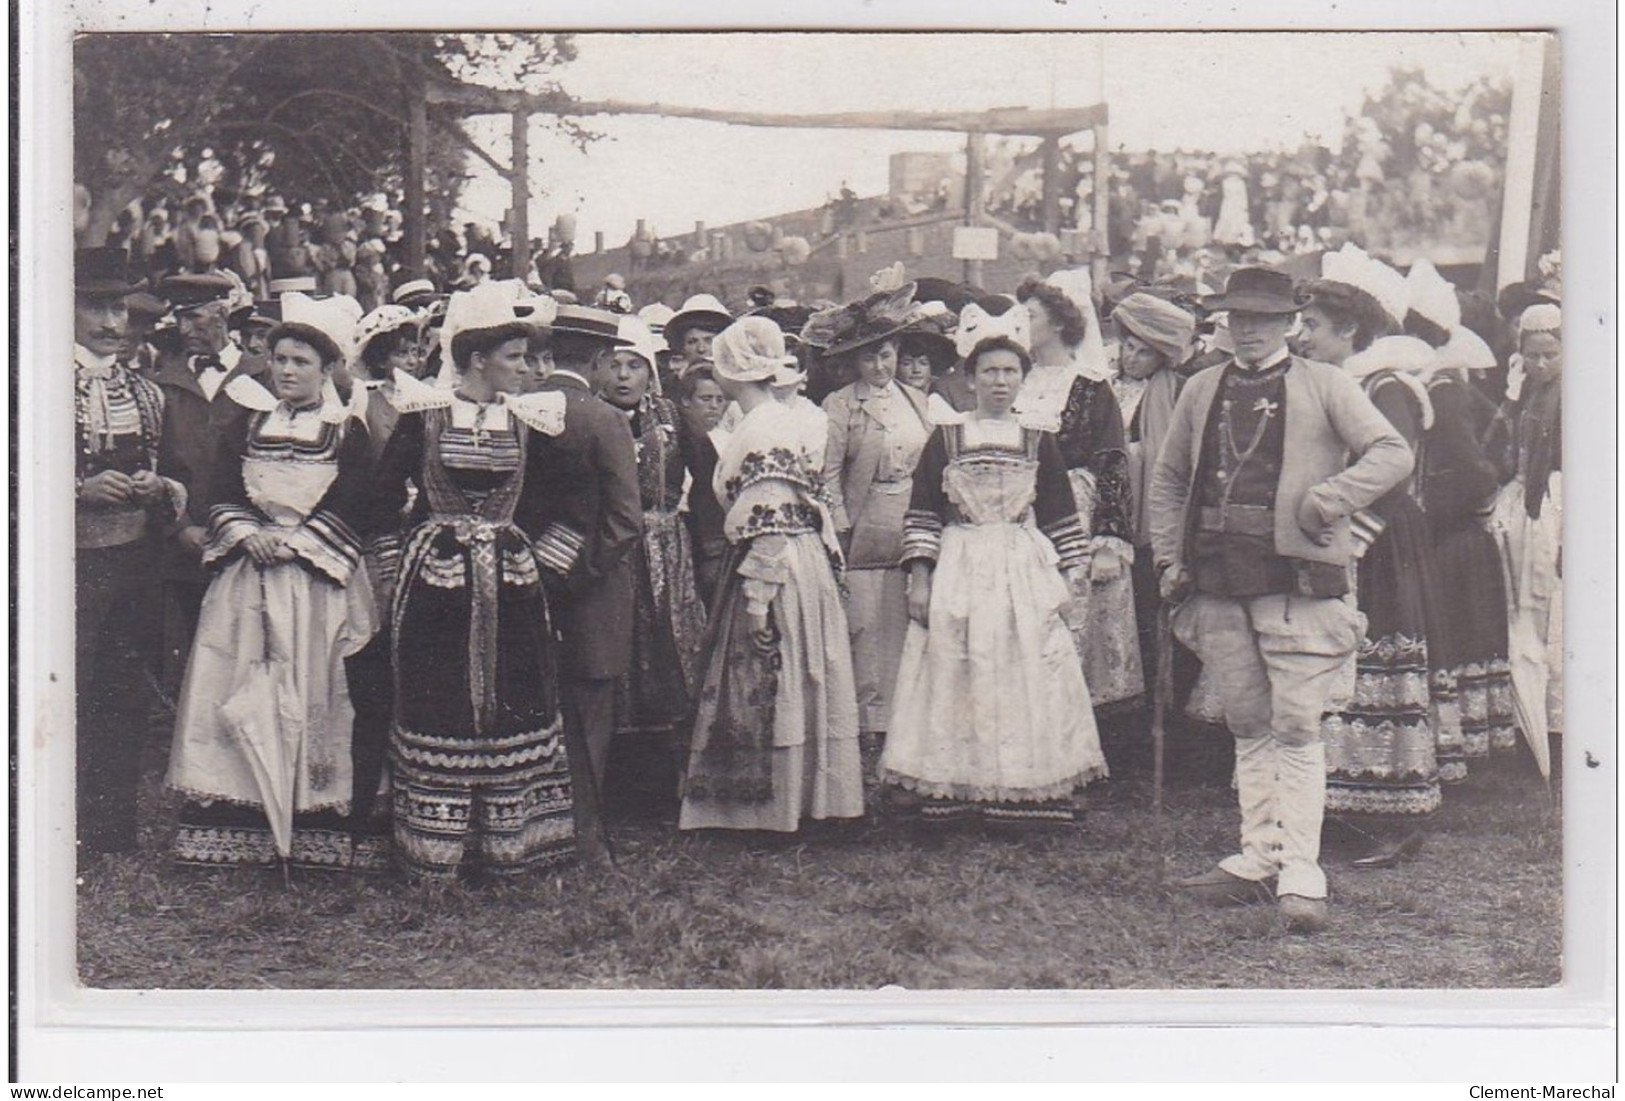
[49,19,1590,1015]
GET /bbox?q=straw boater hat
[666,293,733,347]
[268,275,319,296]
[551,303,634,346]
[1517,302,1560,339]
[512,291,560,338]
[392,278,440,310]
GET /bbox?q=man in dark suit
[74,248,190,857]
[142,271,270,693]
[522,303,642,859]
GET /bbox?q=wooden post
[1092,120,1110,293]
[964,130,986,286]
[1040,134,1062,235]
[405,83,427,278]
[510,109,531,282]
[594,230,605,254]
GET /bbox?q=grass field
[76,723,1562,991]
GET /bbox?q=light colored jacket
[821,380,931,567]
[1147,355,1414,572]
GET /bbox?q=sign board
[951,226,999,261]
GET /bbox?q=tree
[73,32,593,246]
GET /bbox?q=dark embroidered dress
[617,395,707,739]
[1322,370,1440,816]
[371,404,573,878]
[1422,370,1516,777]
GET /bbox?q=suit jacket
[1148,354,1414,576]
[821,380,931,567]
[676,417,727,566]
[523,371,643,680]
[143,345,270,582]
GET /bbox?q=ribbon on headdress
[955,302,1031,359]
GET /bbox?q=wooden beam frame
[426,83,1106,137]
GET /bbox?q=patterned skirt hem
[1324,786,1442,817]
[393,842,576,882]
[171,824,364,869]
[881,767,1105,804]
[911,798,1079,825]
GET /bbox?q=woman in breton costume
[166,293,379,869]
[679,318,865,833]
[817,286,934,746]
[1296,247,1440,867]
[1401,261,1518,777]
[1015,270,1145,711]
[1485,303,1564,782]
[882,314,1107,826]
[367,280,578,879]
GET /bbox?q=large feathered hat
[804,283,920,357]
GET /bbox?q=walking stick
[1152,602,1174,819]
[1149,601,1175,886]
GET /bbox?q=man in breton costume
[74,247,190,858]
[1147,266,1413,933]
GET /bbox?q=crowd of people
[97,187,582,320]
[74,210,1562,932]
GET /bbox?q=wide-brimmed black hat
[1200,266,1302,315]
[75,247,138,297]
[551,304,633,345]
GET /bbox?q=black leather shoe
[1173,866,1276,906]
[1351,830,1424,869]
